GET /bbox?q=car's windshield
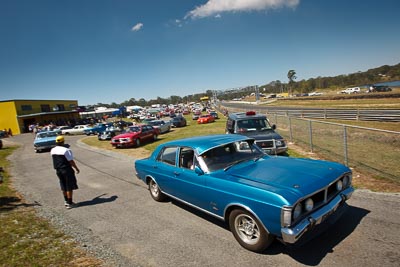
[199,140,265,172]
[237,119,272,132]
[37,132,57,138]
[126,126,140,133]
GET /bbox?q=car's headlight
[305,198,314,212]
[342,174,351,187]
[275,140,282,146]
[336,180,343,191]
[293,203,302,219]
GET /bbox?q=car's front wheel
[229,209,273,252]
[148,178,166,202]
[135,139,141,147]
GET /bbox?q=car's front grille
[291,174,351,226]
[256,140,274,149]
[255,139,285,149]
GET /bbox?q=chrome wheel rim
[150,180,159,197]
[234,214,260,245]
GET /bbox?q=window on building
[21,105,32,111]
[55,104,65,111]
[41,104,50,112]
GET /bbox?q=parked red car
[197,114,215,124]
[111,125,159,148]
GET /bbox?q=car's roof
[161,134,252,155]
[228,112,266,120]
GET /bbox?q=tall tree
[287,70,297,95]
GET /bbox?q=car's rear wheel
[148,178,166,202]
[229,209,273,252]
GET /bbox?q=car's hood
[34,137,57,144]
[113,132,139,139]
[239,130,282,140]
[225,156,349,202]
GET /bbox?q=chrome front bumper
[281,186,354,244]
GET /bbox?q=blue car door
[165,147,207,209]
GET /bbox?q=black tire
[229,209,273,252]
[148,178,166,202]
[135,139,141,147]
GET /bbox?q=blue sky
[1,0,399,105]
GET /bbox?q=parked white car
[340,87,360,94]
[308,92,323,96]
[61,125,91,135]
[147,120,171,134]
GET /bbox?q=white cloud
[131,23,143,32]
[185,0,300,19]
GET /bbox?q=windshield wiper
[253,154,265,162]
[224,158,252,171]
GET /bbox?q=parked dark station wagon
[226,111,288,155]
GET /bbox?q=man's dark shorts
[56,168,78,191]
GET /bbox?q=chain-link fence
[220,105,400,182]
[271,115,400,182]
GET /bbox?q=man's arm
[69,160,80,174]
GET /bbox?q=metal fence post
[289,116,293,143]
[343,125,349,166]
[309,120,313,153]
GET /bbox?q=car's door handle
[174,171,180,176]
[152,166,158,169]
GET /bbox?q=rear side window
[157,147,178,166]
[226,119,235,133]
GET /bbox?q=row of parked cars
[33,115,189,152]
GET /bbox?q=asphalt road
[5,134,400,267]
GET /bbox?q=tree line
[91,63,400,108]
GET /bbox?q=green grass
[0,146,102,267]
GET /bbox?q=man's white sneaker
[65,202,77,209]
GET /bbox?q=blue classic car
[33,131,59,153]
[135,134,354,252]
[83,123,111,136]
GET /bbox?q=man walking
[51,136,80,209]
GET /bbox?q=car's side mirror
[272,124,276,130]
[194,166,204,175]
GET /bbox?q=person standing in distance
[51,135,80,209]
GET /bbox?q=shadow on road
[263,205,370,265]
[171,199,369,264]
[77,194,118,207]
[0,196,41,212]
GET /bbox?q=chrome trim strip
[281,186,354,244]
[161,191,225,221]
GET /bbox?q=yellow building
[0,99,80,135]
